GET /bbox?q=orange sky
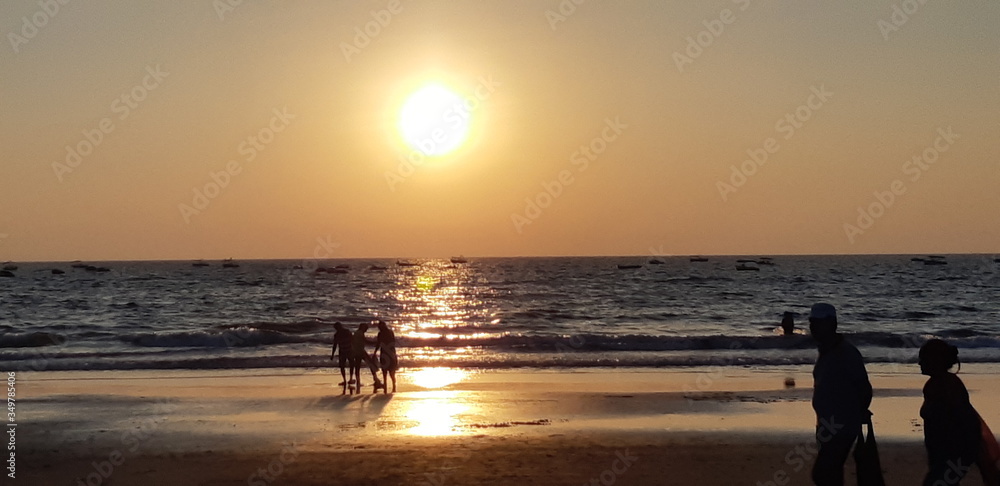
[1,1,998,261]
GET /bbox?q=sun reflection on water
[410,367,470,389]
[390,260,499,341]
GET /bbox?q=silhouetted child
[919,339,981,486]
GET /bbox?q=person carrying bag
[854,413,886,486]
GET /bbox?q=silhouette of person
[330,322,354,386]
[781,311,795,336]
[350,323,383,390]
[809,303,873,486]
[919,339,981,486]
[374,320,398,393]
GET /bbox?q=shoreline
[12,366,1000,485]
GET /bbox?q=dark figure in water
[781,311,795,336]
[350,323,383,390]
[374,320,398,393]
[919,339,981,486]
[809,303,873,486]
[330,322,354,386]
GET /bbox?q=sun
[398,83,471,157]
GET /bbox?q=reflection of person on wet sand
[374,320,398,393]
[330,322,354,386]
[918,339,982,486]
[350,323,383,390]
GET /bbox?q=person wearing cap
[809,303,873,486]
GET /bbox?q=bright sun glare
[398,84,471,157]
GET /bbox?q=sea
[1,255,998,372]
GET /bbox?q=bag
[854,416,886,486]
[979,415,1000,486]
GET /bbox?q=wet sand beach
[13,366,1000,485]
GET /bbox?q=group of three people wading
[808,302,997,486]
[330,320,398,393]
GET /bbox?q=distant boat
[450,257,468,264]
[0,270,14,278]
[335,264,350,270]
[648,259,666,264]
[71,262,89,269]
[396,260,420,267]
[368,265,388,271]
[192,261,210,267]
[222,259,240,268]
[85,265,110,272]
[924,256,947,266]
[995,258,1000,264]
[689,256,708,262]
[910,257,926,262]
[617,264,642,270]
[757,257,775,265]
[313,266,344,274]
[1,265,16,271]
[736,261,760,271]
[51,269,65,275]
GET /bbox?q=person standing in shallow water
[330,322,354,386]
[374,320,398,393]
[919,339,981,486]
[781,311,795,336]
[350,323,383,390]
[809,303,873,486]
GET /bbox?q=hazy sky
[1,1,997,261]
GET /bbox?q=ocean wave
[4,348,1000,372]
[0,332,66,348]
[122,328,311,348]
[108,328,1000,353]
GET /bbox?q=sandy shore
[10,365,1000,485]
